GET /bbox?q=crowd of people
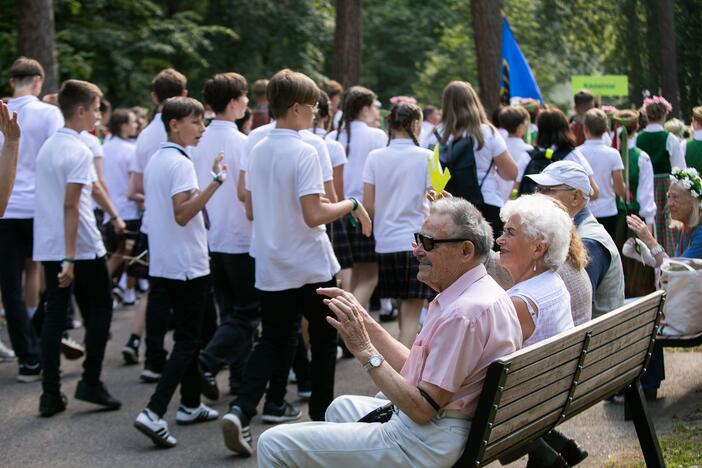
[1,55,701,467]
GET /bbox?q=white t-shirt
[0,95,64,219]
[628,137,657,225]
[134,113,167,173]
[579,139,625,217]
[517,147,594,182]
[300,129,333,182]
[246,128,339,291]
[419,121,437,146]
[501,137,532,201]
[311,127,347,168]
[327,121,387,200]
[192,120,251,254]
[102,136,139,220]
[144,143,209,280]
[33,128,106,261]
[80,131,104,159]
[363,139,431,252]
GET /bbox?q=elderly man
[252,198,522,467]
[527,160,624,317]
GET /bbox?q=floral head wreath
[601,105,618,117]
[670,167,702,203]
[389,96,417,106]
[643,96,673,113]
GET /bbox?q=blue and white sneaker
[175,403,218,425]
[134,408,176,448]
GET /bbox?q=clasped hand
[317,287,374,356]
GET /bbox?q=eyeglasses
[535,185,575,194]
[289,102,319,114]
[414,233,471,251]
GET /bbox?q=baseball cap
[526,160,592,196]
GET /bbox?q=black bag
[357,402,395,423]
[439,136,492,206]
[518,147,571,195]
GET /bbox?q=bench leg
[624,381,665,468]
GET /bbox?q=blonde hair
[440,81,491,149]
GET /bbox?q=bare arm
[511,297,535,342]
[299,193,371,236]
[244,189,253,221]
[494,151,518,181]
[363,183,375,220]
[91,180,125,234]
[332,165,344,201]
[0,102,19,216]
[127,171,145,206]
[612,170,626,199]
[59,183,82,288]
[589,175,600,200]
[172,153,227,226]
[324,180,338,203]
[237,169,247,203]
[93,157,108,195]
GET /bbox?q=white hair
[500,194,572,270]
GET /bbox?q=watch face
[370,356,382,367]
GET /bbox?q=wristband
[349,197,359,211]
[210,171,224,185]
[62,258,75,264]
[650,243,665,256]
[110,215,119,222]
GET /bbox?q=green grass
[606,423,702,467]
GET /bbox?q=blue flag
[500,18,542,103]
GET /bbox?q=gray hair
[500,194,572,270]
[430,198,493,260]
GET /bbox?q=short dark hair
[574,89,595,113]
[100,97,112,115]
[498,106,530,134]
[423,105,438,121]
[321,79,343,99]
[584,108,608,137]
[252,79,269,101]
[161,97,204,134]
[107,108,134,136]
[267,69,319,119]
[10,57,44,87]
[203,73,248,114]
[152,68,187,103]
[58,79,102,119]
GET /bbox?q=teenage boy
[192,73,257,400]
[250,79,270,130]
[125,68,187,382]
[220,69,371,456]
[578,108,626,239]
[570,89,595,146]
[133,96,223,448]
[33,79,125,417]
[498,105,533,201]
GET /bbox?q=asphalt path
[1,305,700,467]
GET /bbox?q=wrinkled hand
[626,214,655,246]
[212,152,228,182]
[0,101,20,142]
[426,189,452,202]
[111,216,126,235]
[323,293,374,357]
[351,203,372,237]
[58,261,74,288]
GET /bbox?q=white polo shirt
[363,139,431,253]
[33,128,106,261]
[80,131,104,159]
[246,128,339,291]
[134,113,167,173]
[0,95,63,219]
[192,120,251,254]
[327,120,387,200]
[628,137,657,225]
[579,139,625,217]
[311,127,346,168]
[143,143,209,280]
[102,136,139,220]
[300,129,333,182]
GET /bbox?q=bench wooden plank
[573,353,645,401]
[490,390,569,441]
[579,337,651,383]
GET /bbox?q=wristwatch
[363,354,384,371]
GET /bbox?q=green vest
[636,131,671,174]
[617,147,641,213]
[685,139,702,173]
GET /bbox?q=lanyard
[164,145,210,230]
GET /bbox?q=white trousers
[257,395,471,467]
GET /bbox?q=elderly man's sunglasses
[414,233,470,251]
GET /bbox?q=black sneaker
[121,338,139,365]
[61,334,85,360]
[198,362,219,401]
[74,380,122,410]
[39,392,67,417]
[17,362,41,383]
[261,400,301,424]
[221,405,253,456]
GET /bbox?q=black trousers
[233,279,338,421]
[0,218,40,364]
[146,275,208,417]
[596,214,619,242]
[41,258,113,394]
[200,253,260,389]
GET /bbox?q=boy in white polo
[133,96,224,448]
[33,80,125,417]
[220,69,371,456]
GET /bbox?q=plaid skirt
[346,215,377,264]
[377,251,435,300]
[326,218,353,269]
[653,175,676,256]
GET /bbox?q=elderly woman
[625,166,702,401]
[496,194,589,467]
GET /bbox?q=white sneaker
[0,339,15,362]
[123,288,136,306]
[134,409,177,448]
[176,403,219,425]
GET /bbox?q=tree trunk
[471,0,502,117]
[655,0,680,117]
[16,0,59,94]
[333,0,362,89]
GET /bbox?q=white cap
[526,160,592,196]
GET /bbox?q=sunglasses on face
[414,232,470,251]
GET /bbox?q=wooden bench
[452,290,666,468]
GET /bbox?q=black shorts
[377,251,435,300]
[326,218,353,269]
[346,215,376,264]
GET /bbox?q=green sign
[571,75,629,96]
